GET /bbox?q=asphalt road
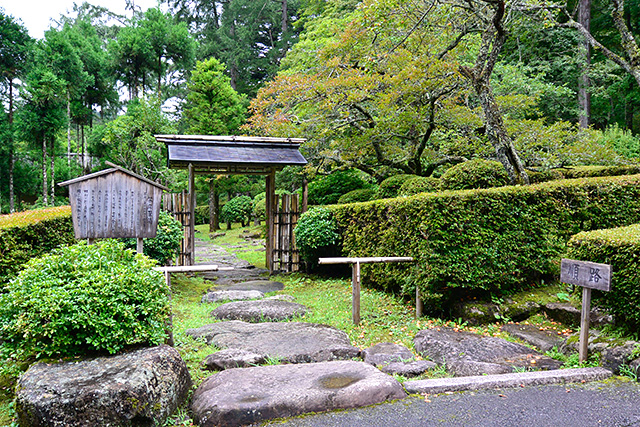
[260,378,640,427]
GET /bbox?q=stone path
[194,236,268,284]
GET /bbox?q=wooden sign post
[318,257,413,325]
[560,258,612,362]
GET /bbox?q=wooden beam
[266,169,276,273]
[318,257,414,265]
[188,163,196,266]
[152,265,235,273]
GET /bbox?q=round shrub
[398,176,441,196]
[377,174,417,199]
[194,205,210,225]
[337,188,377,204]
[308,169,372,205]
[294,207,341,265]
[123,210,182,265]
[440,159,509,190]
[0,240,170,358]
[528,169,564,184]
[221,195,253,224]
[253,198,266,222]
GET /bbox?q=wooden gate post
[187,163,195,265]
[266,169,276,273]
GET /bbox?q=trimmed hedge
[566,223,640,333]
[331,174,640,312]
[377,174,416,199]
[440,159,509,190]
[338,188,377,204]
[559,165,640,179]
[398,176,441,196]
[0,206,76,287]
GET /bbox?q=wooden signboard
[560,258,612,362]
[59,163,168,240]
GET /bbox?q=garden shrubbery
[122,210,183,265]
[308,169,372,205]
[398,176,440,196]
[440,159,509,190]
[294,207,341,267]
[331,174,640,313]
[0,240,170,359]
[337,188,377,204]
[221,195,253,225]
[377,174,416,199]
[567,223,640,334]
[0,206,76,287]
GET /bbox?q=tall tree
[0,12,32,212]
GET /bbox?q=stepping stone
[362,343,415,366]
[203,268,269,285]
[215,279,285,293]
[203,349,267,371]
[414,327,562,377]
[201,290,264,303]
[501,323,566,353]
[191,360,407,427]
[380,360,437,378]
[185,321,361,364]
[211,299,308,322]
[264,294,295,302]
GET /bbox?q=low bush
[0,206,76,287]
[253,198,266,222]
[194,205,209,225]
[528,169,565,184]
[440,159,509,190]
[331,174,640,313]
[122,210,183,265]
[566,223,640,334]
[377,174,417,199]
[398,176,441,196]
[337,188,377,204]
[0,240,170,359]
[294,207,341,267]
[308,170,372,205]
[558,165,640,179]
[221,196,253,225]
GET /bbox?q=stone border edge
[403,367,613,394]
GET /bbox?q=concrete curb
[403,367,613,394]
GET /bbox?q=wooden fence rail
[270,193,302,273]
[162,191,193,266]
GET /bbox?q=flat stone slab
[363,343,415,366]
[203,349,267,371]
[381,360,437,378]
[191,361,407,427]
[404,367,613,394]
[414,327,562,377]
[201,290,264,303]
[185,321,361,364]
[215,279,285,293]
[203,268,269,285]
[211,299,308,322]
[501,323,566,353]
[15,345,191,427]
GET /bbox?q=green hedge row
[331,175,640,312]
[567,223,640,333]
[0,207,76,287]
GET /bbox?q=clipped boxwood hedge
[0,206,76,287]
[440,159,509,190]
[331,174,640,312]
[559,165,640,179]
[566,223,640,333]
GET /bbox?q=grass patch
[194,223,266,269]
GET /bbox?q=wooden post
[136,237,144,254]
[188,163,195,265]
[165,270,174,346]
[579,287,592,363]
[302,177,308,213]
[352,261,361,325]
[266,169,276,273]
[416,286,423,318]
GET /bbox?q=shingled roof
[156,135,307,174]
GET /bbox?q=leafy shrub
[558,165,640,179]
[294,207,341,266]
[566,224,640,334]
[528,169,565,184]
[398,176,441,196]
[123,210,182,265]
[377,174,417,199]
[594,124,640,159]
[221,195,253,224]
[194,205,210,225]
[440,159,509,190]
[308,169,372,205]
[331,174,640,313]
[253,198,266,222]
[0,240,170,358]
[338,188,377,204]
[0,206,76,287]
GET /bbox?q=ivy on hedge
[567,223,640,334]
[330,175,640,312]
[0,206,76,287]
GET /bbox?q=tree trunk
[67,91,72,166]
[50,138,55,205]
[578,0,591,128]
[8,77,15,213]
[281,0,288,34]
[157,55,162,103]
[209,179,220,232]
[42,138,48,206]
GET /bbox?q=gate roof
[155,134,307,175]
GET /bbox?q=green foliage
[294,207,341,265]
[308,170,372,205]
[194,205,209,225]
[558,165,640,179]
[594,124,640,160]
[331,175,640,313]
[440,159,509,190]
[220,196,253,224]
[567,223,640,334]
[337,188,377,204]
[252,198,266,222]
[528,169,565,184]
[184,57,247,134]
[0,206,75,287]
[0,240,170,359]
[398,176,441,196]
[377,174,417,199]
[122,211,183,265]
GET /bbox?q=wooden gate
[271,194,303,272]
[162,191,194,266]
